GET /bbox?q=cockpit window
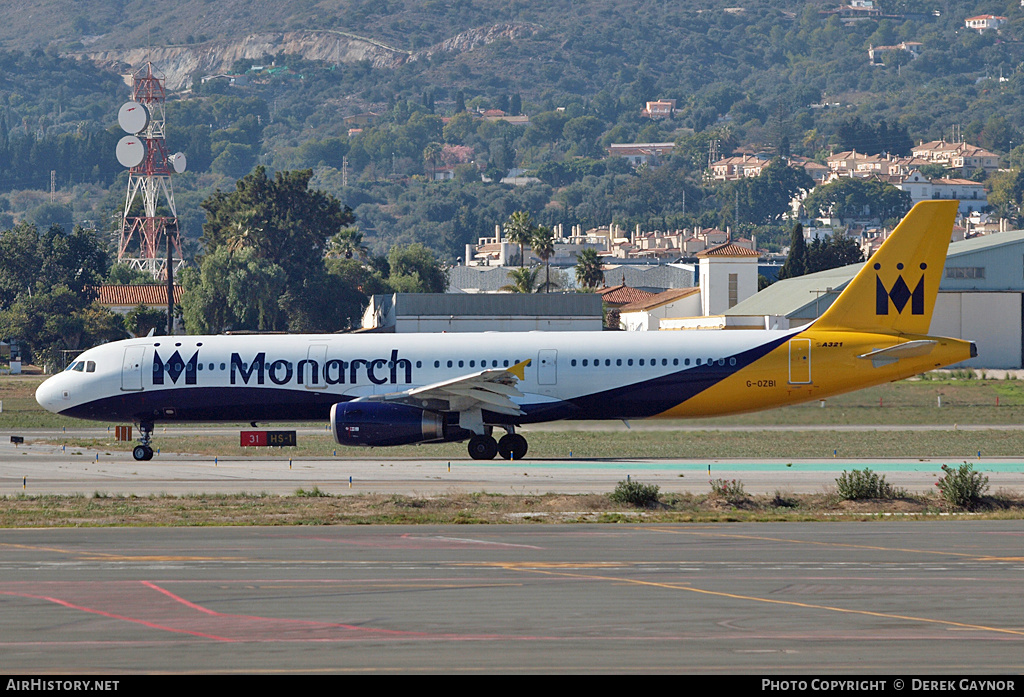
[71,362,85,372]
[86,361,96,373]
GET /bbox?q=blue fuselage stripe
[58,334,789,425]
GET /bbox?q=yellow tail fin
[814,200,957,335]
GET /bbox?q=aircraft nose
[35,375,65,414]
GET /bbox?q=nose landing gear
[133,421,155,461]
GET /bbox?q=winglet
[507,359,532,381]
[814,200,957,335]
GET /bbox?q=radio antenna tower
[115,62,187,279]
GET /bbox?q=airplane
[36,200,975,462]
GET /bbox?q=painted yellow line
[0,543,247,562]
[492,563,1024,637]
[639,527,1009,560]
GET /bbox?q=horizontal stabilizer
[858,340,937,368]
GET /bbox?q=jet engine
[331,402,469,446]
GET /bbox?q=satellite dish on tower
[118,101,150,134]
[169,152,187,174]
[116,136,146,168]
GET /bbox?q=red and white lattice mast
[115,62,187,278]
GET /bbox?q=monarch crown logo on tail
[875,262,926,316]
[814,200,958,335]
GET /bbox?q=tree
[326,227,368,261]
[0,223,111,365]
[803,178,911,225]
[562,116,604,157]
[26,202,73,231]
[574,248,604,290]
[988,169,1024,225]
[324,257,392,330]
[500,267,543,293]
[805,235,863,274]
[123,304,168,337]
[107,263,159,285]
[729,159,814,226]
[179,246,288,333]
[777,223,807,279]
[503,210,534,268]
[386,244,447,293]
[531,226,556,291]
[0,286,123,369]
[195,167,355,330]
[422,141,442,179]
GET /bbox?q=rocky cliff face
[75,24,539,91]
[78,31,410,90]
[411,22,540,61]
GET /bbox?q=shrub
[836,468,903,500]
[294,486,329,498]
[709,478,746,503]
[609,479,660,507]
[936,463,989,508]
[771,489,798,508]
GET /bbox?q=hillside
[73,24,537,91]
[3,0,1024,260]
[0,0,538,53]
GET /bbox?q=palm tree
[531,225,556,292]
[326,227,368,261]
[225,218,259,254]
[503,210,534,268]
[500,267,541,293]
[422,142,442,180]
[574,248,604,290]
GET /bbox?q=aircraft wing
[352,359,530,416]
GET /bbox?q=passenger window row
[434,359,523,369]
[569,357,737,368]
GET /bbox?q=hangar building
[725,231,1024,368]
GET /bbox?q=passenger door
[121,346,146,391]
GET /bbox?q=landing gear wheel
[497,433,528,461]
[134,421,155,461]
[468,434,498,460]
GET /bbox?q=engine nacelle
[331,401,467,446]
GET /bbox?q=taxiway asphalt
[0,522,1021,673]
[2,435,1023,496]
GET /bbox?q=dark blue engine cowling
[331,402,464,446]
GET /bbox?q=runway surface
[2,437,1023,496]
[0,523,1021,673]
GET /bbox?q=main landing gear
[467,427,528,461]
[132,421,155,461]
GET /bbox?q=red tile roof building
[97,284,183,308]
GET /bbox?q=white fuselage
[36,329,802,425]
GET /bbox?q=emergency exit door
[537,349,557,385]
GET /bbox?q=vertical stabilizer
[814,200,957,335]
